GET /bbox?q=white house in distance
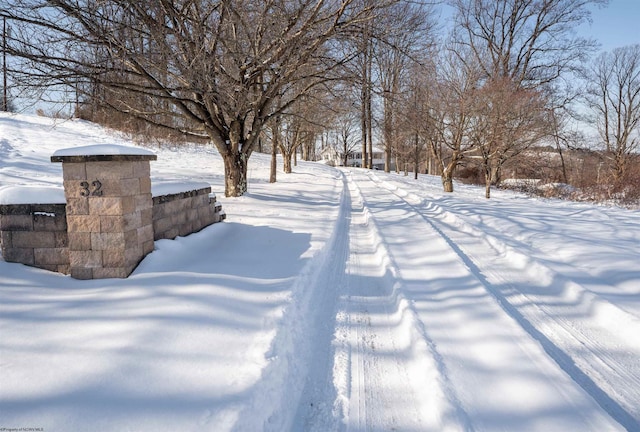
[320,146,386,169]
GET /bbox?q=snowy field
[1,113,639,431]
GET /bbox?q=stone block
[0,214,33,231]
[193,194,209,208]
[88,178,121,197]
[63,180,89,200]
[70,267,93,280]
[34,247,69,265]
[68,232,91,251]
[102,249,127,267]
[122,196,135,214]
[89,197,123,216]
[123,212,142,231]
[154,216,172,235]
[143,240,154,255]
[120,178,141,196]
[164,228,179,240]
[178,222,192,237]
[138,224,154,244]
[67,215,100,233]
[13,231,55,248]
[66,198,90,216]
[141,208,153,225]
[134,194,152,212]
[125,245,143,266]
[4,248,35,265]
[152,203,166,220]
[62,163,87,181]
[199,214,213,230]
[187,208,198,222]
[179,197,192,212]
[93,267,131,279]
[34,204,66,214]
[37,264,59,273]
[132,161,151,179]
[86,161,134,180]
[54,232,68,248]
[91,232,126,250]
[1,231,12,249]
[33,213,67,232]
[198,205,213,221]
[124,229,139,248]
[165,200,181,216]
[100,215,125,233]
[171,212,187,226]
[0,204,31,215]
[70,250,103,268]
[139,176,152,195]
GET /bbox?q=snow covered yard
[1,113,639,431]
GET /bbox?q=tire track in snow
[340,170,473,432]
[365,171,639,431]
[232,167,347,432]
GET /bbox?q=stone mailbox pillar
[51,144,157,279]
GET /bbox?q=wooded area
[1,0,638,203]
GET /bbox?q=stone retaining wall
[153,187,225,241]
[0,187,225,276]
[0,203,70,274]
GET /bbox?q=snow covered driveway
[293,169,635,431]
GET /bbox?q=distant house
[319,146,340,166]
[347,147,386,169]
[319,145,389,170]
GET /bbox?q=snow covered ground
[1,113,639,431]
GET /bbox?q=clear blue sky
[579,0,640,52]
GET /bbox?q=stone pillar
[51,145,157,279]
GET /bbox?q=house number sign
[80,180,103,197]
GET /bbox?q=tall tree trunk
[223,152,249,197]
[442,160,457,193]
[484,162,492,199]
[442,169,454,192]
[283,151,293,173]
[270,143,277,183]
[441,152,460,193]
[414,133,420,180]
[360,25,370,169]
[269,119,279,183]
[490,164,502,186]
[383,93,393,173]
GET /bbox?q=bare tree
[448,0,603,195]
[470,77,551,198]
[354,0,375,170]
[426,46,481,192]
[375,1,435,173]
[337,116,361,166]
[450,0,604,88]
[397,60,435,179]
[587,44,640,184]
[2,0,394,197]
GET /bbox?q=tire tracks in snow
[335,170,471,432]
[232,167,347,432]
[366,171,640,430]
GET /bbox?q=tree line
[1,0,638,200]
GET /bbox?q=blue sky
[579,0,640,52]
